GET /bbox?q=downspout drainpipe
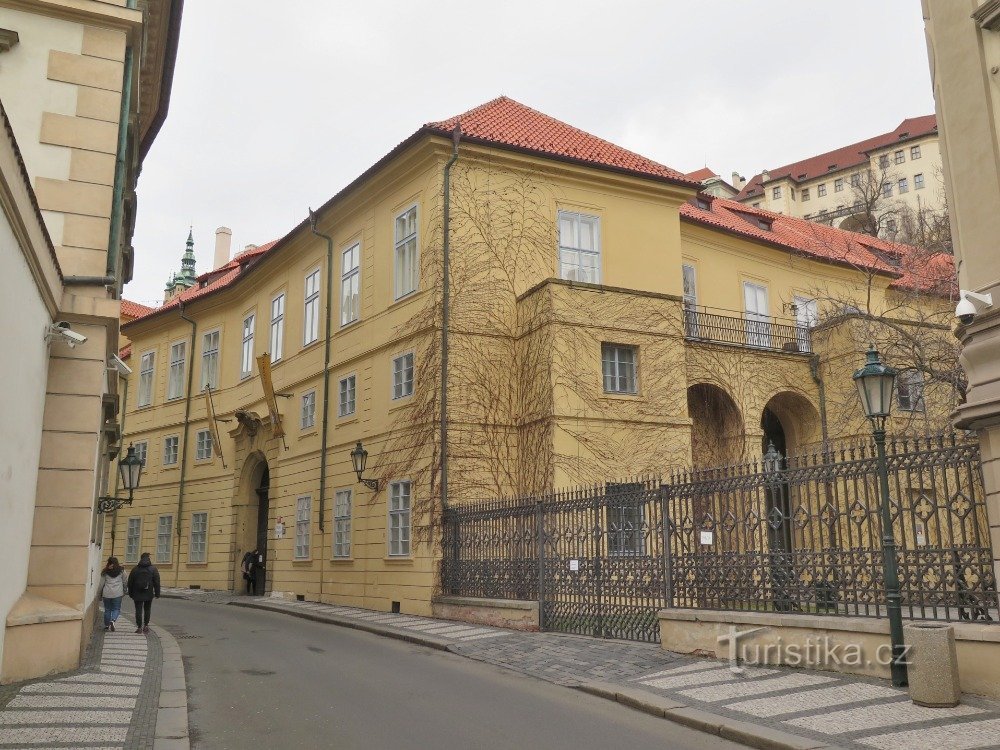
[110,374,129,557]
[174,301,197,585]
[106,44,134,283]
[309,210,334,601]
[440,125,461,512]
[809,354,830,455]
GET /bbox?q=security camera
[45,321,87,348]
[956,290,994,326]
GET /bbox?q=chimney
[214,227,233,269]
[732,172,746,189]
[761,169,771,183]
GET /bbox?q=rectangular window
[133,441,148,467]
[911,145,921,160]
[879,154,890,169]
[301,390,316,430]
[189,512,208,563]
[557,210,601,284]
[898,178,909,193]
[167,342,186,400]
[772,186,781,199]
[341,243,360,326]
[882,182,893,197]
[851,172,861,188]
[241,313,255,379]
[270,293,285,361]
[201,330,219,391]
[338,375,356,417]
[156,515,173,563]
[801,188,810,201]
[295,495,311,559]
[817,183,827,197]
[886,218,898,233]
[304,269,321,345]
[682,263,699,337]
[914,173,925,190]
[894,149,905,164]
[743,281,771,349]
[898,370,926,412]
[163,435,179,466]
[392,353,414,400]
[601,344,638,394]
[794,296,818,353]
[394,206,418,299]
[834,178,844,193]
[334,489,352,558]
[125,517,141,563]
[606,482,644,556]
[388,481,411,556]
[195,429,212,460]
[138,351,155,407]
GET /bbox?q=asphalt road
[157,598,744,750]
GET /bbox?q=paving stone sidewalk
[165,588,1000,750]
[0,607,188,750]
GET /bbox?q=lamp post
[350,441,380,491]
[853,346,907,687]
[96,444,144,514]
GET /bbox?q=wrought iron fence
[665,433,998,622]
[684,308,811,353]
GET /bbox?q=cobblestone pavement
[0,611,162,749]
[166,587,1000,749]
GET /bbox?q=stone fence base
[432,596,539,631]
[658,608,1000,700]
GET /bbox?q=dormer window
[827,164,837,171]
[695,197,710,210]
[756,218,773,231]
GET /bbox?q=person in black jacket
[127,552,161,634]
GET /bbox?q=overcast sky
[127,0,934,306]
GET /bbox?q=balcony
[683,306,812,354]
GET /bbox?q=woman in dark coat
[126,552,161,634]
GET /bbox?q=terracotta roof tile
[685,167,719,182]
[737,115,937,200]
[119,343,132,360]
[120,299,155,319]
[427,97,698,188]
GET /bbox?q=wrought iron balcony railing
[683,307,812,354]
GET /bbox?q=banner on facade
[256,353,285,440]
[204,388,227,469]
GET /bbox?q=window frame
[601,343,638,395]
[879,154,890,169]
[300,389,316,430]
[294,495,311,560]
[897,369,926,412]
[304,267,321,345]
[156,514,173,564]
[195,429,213,461]
[391,352,415,400]
[914,173,925,190]
[817,183,827,197]
[240,312,255,380]
[189,511,208,563]
[772,186,781,199]
[338,374,356,417]
[834,178,844,193]
[138,350,155,407]
[894,149,905,165]
[850,173,861,188]
[200,329,220,392]
[557,210,602,284]
[132,440,148,468]
[125,517,142,563]
[333,488,352,559]
[388,480,412,557]
[801,188,810,201]
[163,434,179,466]
[167,340,186,401]
[882,181,893,197]
[911,145,922,160]
[270,292,285,362]
[898,177,909,194]
[393,205,419,300]
[341,243,360,327]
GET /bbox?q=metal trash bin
[903,622,961,707]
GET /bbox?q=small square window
[392,353,414,399]
[601,344,638,394]
[851,173,861,188]
[133,441,148,467]
[911,145,921,160]
[883,182,893,197]
[801,188,810,201]
[914,173,925,190]
[195,429,212,460]
[834,178,844,192]
[894,149,905,165]
[886,218,898,233]
[164,435,179,466]
[301,391,316,430]
[898,370,925,412]
[879,154,890,169]
[338,375,356,417]
[771,186,781,199]
[898,178,908,194]
[817,183,827,197]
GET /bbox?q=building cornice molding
[973,0,1000,30]
[0,0,142,37]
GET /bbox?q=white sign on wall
[569,559,580,571]
[275,517,285,539]
[700,530,714,546]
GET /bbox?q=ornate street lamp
[853,346,907,687]
[350,441,380,491]
[97,444,144,514]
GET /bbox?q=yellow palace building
[109,97,959,614]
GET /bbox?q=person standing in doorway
[127,552,161,634]
[241,548,258,595]
[100,557,125,632]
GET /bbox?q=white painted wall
[0,206,52,668]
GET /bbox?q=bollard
[903,622,961,707]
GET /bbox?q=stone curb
[574,681,841,750]
[226,600,455,652]
[149,623,190,750]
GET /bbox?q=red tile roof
[737,116,937,200]
[119,343,132,360]
[426,97,698,189]
[685,167,719,182]
[120,299,155,319]
[680,196,955,296]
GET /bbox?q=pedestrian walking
[100,557,125,632]
[126,552,160,634]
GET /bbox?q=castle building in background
[163,228,197,301]
[111,97,959,615]
[0,0,182,683]
[735,116,946,242]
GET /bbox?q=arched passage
[234,452,270,595]
[687,383,744,469]
[760,391,821,459]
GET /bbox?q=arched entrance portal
[233,454,271,595]
[760,391,821,459]
[687,383,744,469]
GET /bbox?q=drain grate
[175,634,201,639]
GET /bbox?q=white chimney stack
[214,226,233,269]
